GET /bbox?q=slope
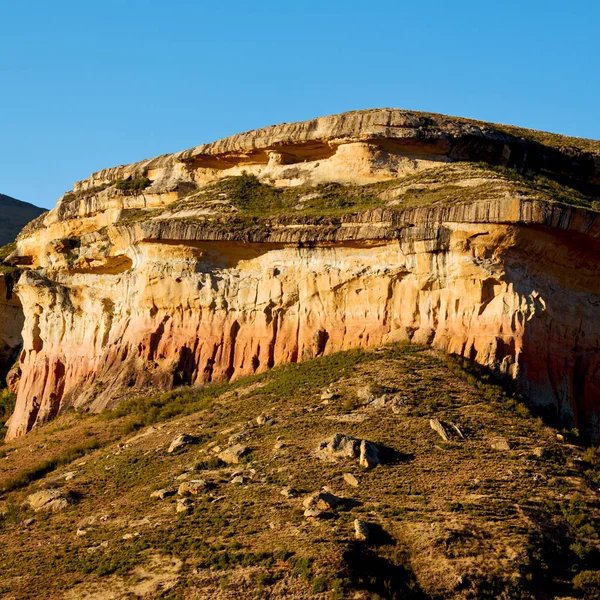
[0,194,45,247]
[1,342,600,599]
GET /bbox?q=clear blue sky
[2,0,599,209]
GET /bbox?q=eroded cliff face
[0,274,23,383]
[6,109,600,439]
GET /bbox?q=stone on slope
[27,489,70,513]
[218,444,249,465]
[430,418,450,442]
[354,519,370,542]
[316,433,360,461]
[150,487,177,500]
[343,473,359,487]
[302,491,341,511]
[177,480,207,496]
[359,440,379,469]
[168,434,196,453]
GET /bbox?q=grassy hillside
[1,343,600,599]
[0,194,45,247]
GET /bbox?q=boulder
[218,444,249,465]
[230,476,244,485]
[150,487,177,500]
[168,434,196,453]
[316,433,360,461]
[304,507,325,519]
[26,489,70,513]
[354,519,370,541]
[178,480,207,496]
[533,446,545,458]
[303,491,341,511]
[490,438,512,451]
[359,440,379,469]
[429,418,450,442]
[176,498,193,514]
[343,473,359,488]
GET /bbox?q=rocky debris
[325,414,367,423]
[357,384,389,405]
[176,498,193,514]
[533,447,545,458]
[317,433,360,460]
[556,434,565,443]
[354,519,370,541]
[316,433,379,469]
[256,413,274,426]
[26,489,70,513]
[178,480,207,496]
[167,434,196,453]
[303,491,341,511]
[218,444,249,465]
[150,487,177,500]
[491,438,512,451]
[304,507,326,519]
[175,472,191,481]
[273,439,285,451]
[76,528,87,537]
[429,418,450,442]
[280,487,298,499]
[64,471,76,481]
[343,473,359,488]
[320,388,340,401]
[359,440,379,469]
[230,476,244,485]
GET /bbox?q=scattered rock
[357,384,388,404]
[230,476,244,485]
[354,519,370,541]
[26,489,70,513]
[556,433,565,443]
[359,440,379,469]
[64,471,76,481]
[218,444,249,465]
[304,507,325,519]
[303,491,341,511]
[320,388,340,401]
[256,414,273,426]
[175,472,191,481]
[491,438,512,451]
[150,487,177,500]
[168,434,196,453]
[273,440,285,450]
[343,473,359,488]
[429,418,450,442]
[76,528,87,537]
[317,433,360,461]
[533,447,545,458]
[176,498,193,514]
[280,487,298,499]
[325,414,367,423]
[178,480,207,496]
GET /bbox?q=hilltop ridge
[3,108,600,443]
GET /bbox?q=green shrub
[115,177,151,192]
[573,570,600,598]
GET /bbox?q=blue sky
[2,0,599,209]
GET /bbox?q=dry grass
[1,343,600,598]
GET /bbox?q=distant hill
[0,194,45,247]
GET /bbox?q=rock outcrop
[0,274,24,383]
[4,109,600,440]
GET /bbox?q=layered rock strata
[5,109,600,440]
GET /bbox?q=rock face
[0,274,24,383]
[4,109,600,440]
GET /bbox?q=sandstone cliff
[5,109,600,440]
